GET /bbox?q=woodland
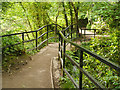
[1,1,120,88]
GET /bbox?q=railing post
[81,29,82,42]
[47,25,48,46]
[55,24,57,42]
[63,31,66,77]
[84,29,85,42]
[79,49,83,89]
[77,24,79,37]
[94,29,96,38]
[61,38,63,59]
[58,33,61,60]
[71,25,73,41]
[22,33,24,48]
[36,31,38,50]
[76,25,77,40]
[55,24,57,34]
[59,32,63,77]
[61,35,63,76]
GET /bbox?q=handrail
[64,53,105,89]
[58,24,120,89]
[0,24,63,37]
[1,24,63,51]
[61,23,102,32]
[1,23,119,89]
[60,23,100,42]
[59,31,120,72]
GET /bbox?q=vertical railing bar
[55,24,57,42]
[84,29,85,42]
[39,30,40,44]
[81,29,82,42]
[47,25,48,45]
[71,25,73,41]
[77,24,79,37]
[76,25,77,40]
[22,33,24,48]
[63,31,66,77]
[70,25,73,48]
[94,29,95,38]
[61,38,63,58]
[94,29,96,38]
[22,33,24,45]
[81,29,82,35]
[79,49,83,89]
[59,33,61,52]
[59,32,63,76]
[58,33,61,62]
[61,35,63,76]
[36,31,38,50]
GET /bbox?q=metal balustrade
[0,24,63,51]
[1,24,120,89]
[58,24,120,89]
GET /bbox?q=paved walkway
[2,43,58,88]
[79,29,110,37]
[2,31,108,88]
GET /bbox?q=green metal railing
[1,24,120,89]
[58,24,120,89]
[0,24,63,52]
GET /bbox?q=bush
[2,31,25,70]
[61,34,119,88]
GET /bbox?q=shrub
[1,31,25,70]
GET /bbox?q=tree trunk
[19,2,35,38]
[33,3,44,42]
[55,9,59,24]
[69,2,73,41]
[71,2,79,37]
[19,2,31,40]
[62,2,69,28]
[69,2,73,26]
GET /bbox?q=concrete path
[79,29,110,37]
[2,43,58,88]
[79,29,94,35]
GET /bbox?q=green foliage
[63,48,119,88]
[81,35,119,88]
[90,2,120,30]
[61,29,119,88]
[2,31,25,70]
[1,2,120,88]
[2,31,24,56]
[60,76,75,88]
[82,34,119,65]
[2,2,14,12]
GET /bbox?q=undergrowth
[60,34,120,88]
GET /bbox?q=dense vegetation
[1,1,120,88]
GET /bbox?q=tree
[62,2,69,27]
